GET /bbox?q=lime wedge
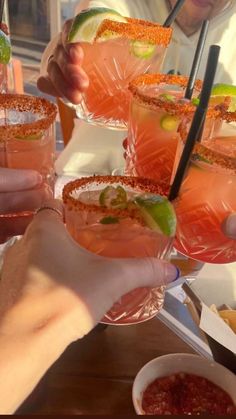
[130,40,156,59]
[160,114,180,132]
[15,132,43,141]
[68,7,127,44]
[0,29,11,64]
[99,185,128,209]
[211,83,236,112]
[134,194,176,237]
[159,93,175,102]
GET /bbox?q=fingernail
[223,214,236,238]
[33,172,43,185]
[163,262,180,283]
[69,45,83,62]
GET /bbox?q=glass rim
[128,73,208,116]
[95,17,172,46]
[63,175,169,223]
[0,93,57,140]
[192,142,236,173]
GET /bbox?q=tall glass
[75,19,172,130]
[125,73,218,186]
[0,94,57,236]
[63,175,174,325]
[174,139,236,264]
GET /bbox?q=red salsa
[142,372,236,415]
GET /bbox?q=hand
[222,213,236,240]
[37,19,89,104]
[0,199,178,337]
[0,168,51,242]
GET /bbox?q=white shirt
[42,0,236,176]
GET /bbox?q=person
[37,0,236,176]
[0,200,179,414]
[0,168,51,243]
[38,0,236,103]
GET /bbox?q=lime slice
[211,83,236,112]
[160,114,180,132]
[68,7,127,44]
[159,93,175,102]
[134,194,176,237]
[0,29,11,64]
[99,185,128,209]
[130,40,156,59]
[15,132,43,141]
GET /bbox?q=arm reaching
[0,200,178,413]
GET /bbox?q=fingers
[0,184,52,213]
[222,214,236,239]
[0,186,53,238]
[0,168,42,192]
[37,19,89,103]
[25,199,65,239]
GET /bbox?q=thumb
[108,257,179,302]
[0,168,42,192]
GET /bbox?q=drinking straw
[163,0,186,28]
[185,20,210,100]
[168,45,220,202]
[0,0,5,25]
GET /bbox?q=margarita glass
[63,175,175,325]
[0,94,57,231]
[71,17,172,130]
[125,73,225,186]
[174,140,236,264]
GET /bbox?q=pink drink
[63,176,174,325]
[126,74,203,186]
[76,19,172,130]
[174,138,236,264]
[0,94,57,228]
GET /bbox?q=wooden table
[18,318,195,415]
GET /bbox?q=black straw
[0,0,5,25]
[169,45,220,202]
[163,0,186,27]
[185,20,209,100]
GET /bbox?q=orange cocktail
[63,175,175,325]
[125,74,203,186]
[0,94,57,229]
[174,138,236,264]
[76,19,172,130]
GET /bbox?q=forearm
[0,272,94,414]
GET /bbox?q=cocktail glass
[125,73,220,186]
[174,136,236,264]
[0,94,57,236]
[63,175,175,325]
[75,19,172,130]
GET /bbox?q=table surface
[18,318,195,415]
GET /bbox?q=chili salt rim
[0,93,57,140]
[95,17,172,46]
[193,142,236,173]
[129,74,205,116]
[63,175,169,223]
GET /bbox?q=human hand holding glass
[0,199,178,414]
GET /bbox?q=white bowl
[132,353,236,415]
